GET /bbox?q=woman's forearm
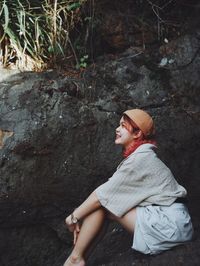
[72,191,102,220]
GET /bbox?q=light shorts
[132,203,194,255]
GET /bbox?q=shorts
[132,203,193,255]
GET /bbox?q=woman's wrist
[66,191,100,225]
[70,212,79,224]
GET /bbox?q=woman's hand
[65,215,75,232]
[64,192,101,244]
[65,214,81,245]
[73,222,81,245]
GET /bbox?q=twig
[68,36,79,66]
[117,51,143,62]
[146,0,175,10]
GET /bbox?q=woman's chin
[115,139,121,145]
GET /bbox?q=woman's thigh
[109,208,137,233]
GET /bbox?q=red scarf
[123,140,157,158]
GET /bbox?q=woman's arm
[73,191,101,219]
[65,191,101,228]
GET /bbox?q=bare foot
[63,256,85,266]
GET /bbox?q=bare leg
[109,208,137,233]
[64,208,106,266]
[84,216,109,260]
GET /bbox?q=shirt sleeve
[95,155,151,217]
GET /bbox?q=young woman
[64,109,193,266]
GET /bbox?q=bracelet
[71,213,79,224]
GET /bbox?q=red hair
[122,114,156,158]
[123,114,140,134]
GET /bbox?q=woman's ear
[133,129,143,140]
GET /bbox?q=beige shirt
[95,144,187,217]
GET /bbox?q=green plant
[0,0,88,70]
[76,54,88,69]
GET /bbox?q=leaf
[48,46,54,53]
[80,62,87,68]
[2,2,9,30]
[67,2,81,11]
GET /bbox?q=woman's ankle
[70,254,82,263]
[63,254,85,266]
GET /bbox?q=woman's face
[115,116,136,149]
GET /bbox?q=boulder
[0,34,200,265]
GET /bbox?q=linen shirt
[95,144,187,217]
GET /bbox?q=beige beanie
[123,109,155,137]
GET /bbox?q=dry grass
[0,0,87,71]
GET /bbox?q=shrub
[0,0,87,70]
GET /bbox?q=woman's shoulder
[117,144,157,169]
[133,143,157,154]
[127,143,157,161]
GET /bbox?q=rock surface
[0,33,200,265]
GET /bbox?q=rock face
[0,33,200,266]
